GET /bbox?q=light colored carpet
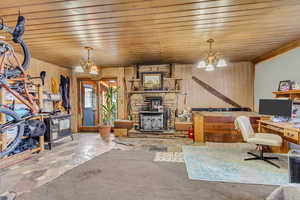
[182,143,289,185]
[154,152,184,163]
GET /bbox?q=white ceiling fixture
[73,66,84,73]
[197,39,227,71]
[78,47,99,75]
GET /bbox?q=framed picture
[141,72,163,90]
[278,80,291,91]
[290,81,300,90]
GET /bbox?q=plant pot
[98,124,111,141]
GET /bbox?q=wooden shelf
[128,79,141,82]
[129,90,181,94]
[128,78,182,82]
[273,90,300,100]
[273,90,300,95]
[163,78,183,80]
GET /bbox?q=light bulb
[73,66,84,73]
[216,59,227,67]
[205,64,215,71]
[89,65,98,75]
[197,60,206,69]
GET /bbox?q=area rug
[154,152,184,163]
[182,143,289,185]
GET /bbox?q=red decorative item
[188,127,194,139]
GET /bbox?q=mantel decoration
[141,72,163,90]
[75,47,99,75]
[196,39,227,71]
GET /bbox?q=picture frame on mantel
[141,72,163,90]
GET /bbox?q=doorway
[78,78,118,132]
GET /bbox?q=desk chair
[235,116,283,168]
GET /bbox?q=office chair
[235,116,283,168]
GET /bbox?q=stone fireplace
[130,93,176,131]
[127,64,181,132]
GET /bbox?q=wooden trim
[253,38,300,64]
[192,76,242,108]
[193,114,204,143]
[273,89,300,95]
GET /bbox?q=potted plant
[99,86,119,141]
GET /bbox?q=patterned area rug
[182,143,289,185]
[154,152,184,163]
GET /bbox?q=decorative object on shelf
[141,72,163,90]
[290,81,300,90]
[76,47,99,75]
[196,39,227,71]
[278,80,291,91]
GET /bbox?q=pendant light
[79,47,99,75]
[197,39,227,71]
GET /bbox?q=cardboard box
[113,128,128,137]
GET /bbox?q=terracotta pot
[98,125,111,141]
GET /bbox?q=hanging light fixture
[79,47,99,75]
[196,39,227,71]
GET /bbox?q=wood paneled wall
[174,62,254,111]
[71,62,254,132]
[16,53,72,90]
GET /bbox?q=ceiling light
[89,65,99,75]
[205,64,215,71]
[197,39,227,71]
[197,60,206,68]
[216,59,227,68]
[73,66,84,73]
[80,47,99,75]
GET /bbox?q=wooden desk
[259,120,300,153]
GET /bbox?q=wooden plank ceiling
[0,0,300,67]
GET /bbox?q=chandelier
[79,47,99,75]
[197,39,227,71]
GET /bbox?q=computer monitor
[259,99,292,118]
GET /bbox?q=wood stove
[139,111,166,132]
[139,96,166,132]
